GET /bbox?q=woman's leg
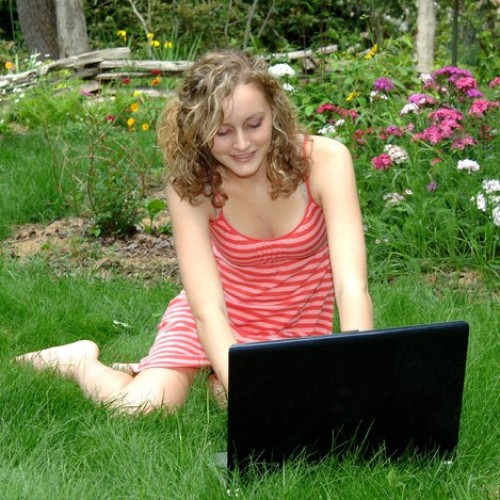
[15,341,196,413]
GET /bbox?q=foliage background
[0,1,498,79]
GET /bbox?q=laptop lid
[227,321,469,470]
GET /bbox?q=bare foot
[111,362,139,375]
[15,340,99,375]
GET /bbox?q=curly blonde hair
[157,49,310,207]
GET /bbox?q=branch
[128,0,152,57]
[257,0,276,40]
[243,0,259,50]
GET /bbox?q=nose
[234,129,250,151]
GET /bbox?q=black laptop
[224,321,469,470]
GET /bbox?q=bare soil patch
[1,212,180,284]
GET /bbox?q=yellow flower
[364,44,378,60]
[117,30,127,40]
[130,102,140,113]
[346,91,360,102]
[150,40,160,48]
[133,90,142,97]
[164,41,173,49]
[5,61,14,71]
[127,117,135,128]
[147,32,155,40]
[141,122,150,132]
[150,77,161,86]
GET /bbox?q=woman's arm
[166,183,235,392]
[309,136,374,332]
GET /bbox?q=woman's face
[211,82,273,180]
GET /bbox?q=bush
[286,43,499,273]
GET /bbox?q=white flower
[384,144,409,164]
[419,73,433,84]
[268,63,295,78]
[400,103,420,115]
[482,179,500,193]
[457,159,480,172]
[282,82,294,92]
[318,124,336,136]
[492,206,500,227]
[370,90,388,101]
[383,192,405,207]
[472,193,488,212]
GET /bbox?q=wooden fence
[0,45,338,98]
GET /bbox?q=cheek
[211,138,226,156]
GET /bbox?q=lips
[231,151,256,162]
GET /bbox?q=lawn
[0,262,498,498]
[0,34,498,498]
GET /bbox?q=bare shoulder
[308,135,352,165]
[307,136,355,203]
[166,181,215,221]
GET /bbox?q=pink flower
[151,68,161,75]
[316,103,336,114]
[316,103,357,121]
[468,99,499,117]
[466,88,483,98]
[105,114,116,123]
[426,181,438,192]
[408,93,436,106]
[413,125,453,145]
[433,66,473,83]
[451,135,475,150]
[386,125,403,136]
[489,77,500,88]
[454,76,478,91]
[428,107,463,123]
[121,77,131,84]
[374,77,395,93]
[431,158,442,165]
[371,153,393,170]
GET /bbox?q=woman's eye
[216,129,231,137]
[248,121,262,129]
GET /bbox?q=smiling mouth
[231,152,255,162]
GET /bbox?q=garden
[0,1,499,498]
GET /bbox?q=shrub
[287,44,499,273]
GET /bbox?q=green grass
[1,262,498,498]
[0,130,70,238]
[0,54,498,497]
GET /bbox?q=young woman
[16,49,373,413]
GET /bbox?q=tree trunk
[16,0,90,61]
[55,0,90,57]
[16,0,59,59]
[415,0,436,74]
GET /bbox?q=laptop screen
[227,321,469,470]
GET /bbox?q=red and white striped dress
[137,180,334,370]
